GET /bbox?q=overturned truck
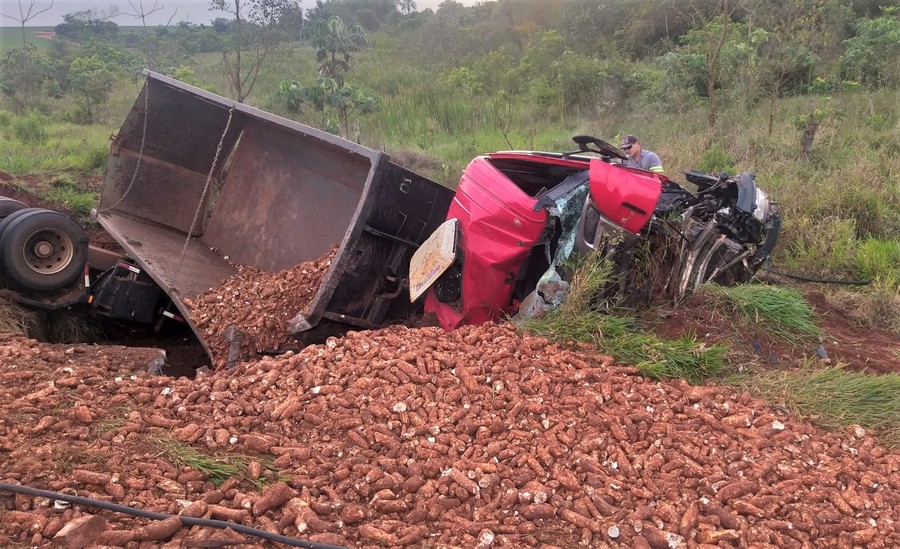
[0,71,780,365]
[92,71,454,362]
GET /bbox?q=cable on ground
[0,482,349,549]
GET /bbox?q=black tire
[0,207,43,287]
[0,209,88,292]
[0,207,41,242]
[0,197,28,220]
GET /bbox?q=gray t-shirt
[624,149,663,173]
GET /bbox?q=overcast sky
[0,0,465,27]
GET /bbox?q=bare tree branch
[0,0,55,48]
[121,1,178,70]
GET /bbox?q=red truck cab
[422,151,664,330]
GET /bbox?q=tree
[310,15,368,86]
[839,7,900,88]
[0,44,52,111]
[678,0,740,127]
[398,0,417,15]
[68,55,115,123]
[748,0,821,135]
[278,15,376,139]
[55,9,120,41]
[0,0,54,48]
[209,0,291,102]
[120,0,178,70]
[279,77,378,138]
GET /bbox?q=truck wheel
[0,208,43,286]
[0,209,88,292]
[0,207,41,241]
[0,198,28,220]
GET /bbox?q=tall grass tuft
[740,367,900,448]
[46,175,99,218]
[854,237,900,291]
[702,284,821,342]
[0,119,111,174]
[519,255,728,383]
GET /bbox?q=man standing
[620,135,664,174]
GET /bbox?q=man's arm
[645,151,664,174]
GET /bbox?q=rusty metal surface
[95,212,236,360]
[98,71,454,353]
[107,80,245,177]
[101,151,217,235]
[95,213,236,299]
[86,245,122,272]
[203,118,370,271]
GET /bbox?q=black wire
[0,482,349,549]
[764,263,871,286]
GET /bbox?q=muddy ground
[643,288,900,376]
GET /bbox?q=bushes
[696,143,735,174]
[12,111,49,144]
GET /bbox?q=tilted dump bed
[96,71,453,358]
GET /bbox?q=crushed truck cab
[95,71,453,359]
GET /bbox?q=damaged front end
[413,137,781,330]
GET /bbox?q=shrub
[696,143,735,174]
[63,105,93,125]
[12,111,49,144]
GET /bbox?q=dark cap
[620,135,638,147]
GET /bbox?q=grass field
[0,26,58,51]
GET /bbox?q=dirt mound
[185,249,338,368]
[1,323,898,548]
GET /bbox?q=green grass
[154,437,249,486]
[700,284,821,342]
[154,437,284,489]
[0,111,111,174]
[45,174,100,217]
[0,27,56,52]
[854,237,900,291]
[736,366,900,448]
[519,255,728,384]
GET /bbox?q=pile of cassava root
[184,249,337,368]
[0,323,898,548]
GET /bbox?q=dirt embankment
[646,290,900,375]
[1,324,898,548]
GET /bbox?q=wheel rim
[22,228,75,276]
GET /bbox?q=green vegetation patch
[520,255,727,384]
[154,436,283,489]
[738,367,900,448]
[701,284,821,342]
[0,115,110,174]
[45,174,100,218]
[854,237,900,291]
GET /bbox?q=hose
[0,482,349,549]
[763,263,871,286]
